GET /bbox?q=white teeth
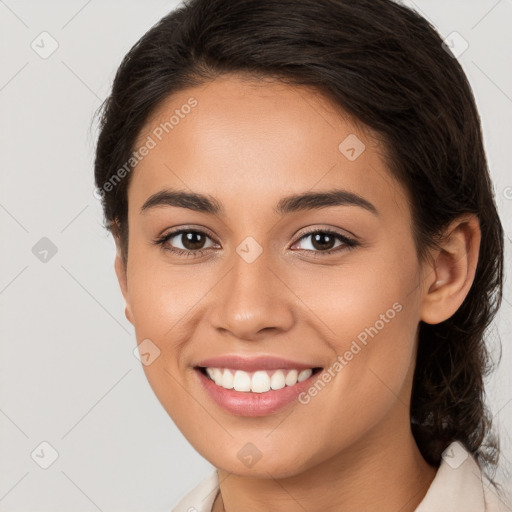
[298,368,312,382]
[251,371,270,393]
[221,368,234,389]
[285,369,298,386]
[203,367,315,393]
[270,370,286,390]
[213,368,223,386]
[233,370,251,392]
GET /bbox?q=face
[116,74,432,477]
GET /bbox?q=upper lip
[194,355,322,372]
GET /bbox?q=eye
[153,227,358,258]
[153,228,219,257]
[291,228,358,256]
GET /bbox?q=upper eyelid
[160,226,217,241]
[295,226,355,240]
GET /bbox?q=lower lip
[194,368,321,417]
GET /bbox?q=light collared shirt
[172,441,511,511]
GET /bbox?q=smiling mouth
[196,366,323,394]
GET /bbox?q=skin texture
[113,75,481,512]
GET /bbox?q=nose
[209,250,295,341]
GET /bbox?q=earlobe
[420,215,481,325]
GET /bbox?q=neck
[213,416,437,512]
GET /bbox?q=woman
[94,0,510,510]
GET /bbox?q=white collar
[172,441,510,511]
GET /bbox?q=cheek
[286,243,421,421]
[286,237,420,349]
[125,258,207,426]
[127,252,209,338]
[125,250,224,411]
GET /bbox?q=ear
[113,236,134,325]
[420,214,481,325]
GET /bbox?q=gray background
[0,0,511,510]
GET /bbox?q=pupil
[183,232,204,250]
[312,233,335,250]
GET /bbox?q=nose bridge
[210,241,294,339]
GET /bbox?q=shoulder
[170,445,512,512]
[415,441,512,512]
[171,470,220,512]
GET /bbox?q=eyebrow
[140,188,378,216]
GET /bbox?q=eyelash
[153,227,359,258]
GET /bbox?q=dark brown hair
[94,0,504,488]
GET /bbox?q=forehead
[128,74,407,219]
